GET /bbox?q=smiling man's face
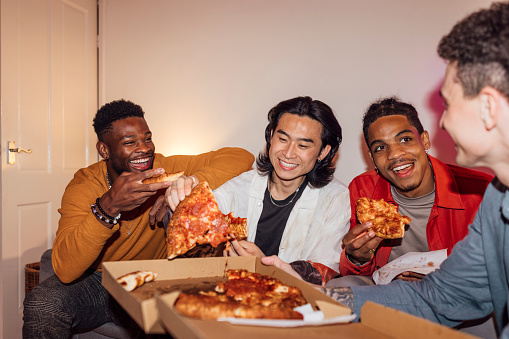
[367,115,434,198]
[439,62,490,168]
[101,116,155,179]
[269,113,330,189]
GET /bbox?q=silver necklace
[106,172,138,236]
[123,219,136,238]
[268,180,302,208]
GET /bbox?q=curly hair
[362,97,424,147]
[437,2,509,99]
[256,96,342,188]
[93,99,145,141]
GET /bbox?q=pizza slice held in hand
[166,181,247,259]
[142,171,184,184]
[356,197,411,239]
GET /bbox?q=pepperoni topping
[191,202,208,218]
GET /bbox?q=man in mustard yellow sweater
[22,99,254,338]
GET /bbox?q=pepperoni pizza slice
[166,181,247,259]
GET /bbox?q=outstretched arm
[160,147,254,189]
[319,287,355,312]
[53,168,171,283]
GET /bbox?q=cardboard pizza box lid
[156,296,478,339]
[360,301,478,339]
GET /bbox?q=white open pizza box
[102,256,351,334]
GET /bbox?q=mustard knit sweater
[53,148,254,283]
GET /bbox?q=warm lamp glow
[159,137,220,156]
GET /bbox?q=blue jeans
[22,270,132,338]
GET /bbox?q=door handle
[8,141,32,164]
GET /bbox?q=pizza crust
[142,171,184,184]
[116,271,158,292]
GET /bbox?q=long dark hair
[256,96,342,188]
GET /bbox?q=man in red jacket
[333,97,492,284]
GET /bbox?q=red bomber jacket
[339,155,493,277]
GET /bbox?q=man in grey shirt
[335,97,491,283]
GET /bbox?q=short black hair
[438,2,509,99]
[256,96,342,188]
[93,99,145,141]
[362,97,424,147]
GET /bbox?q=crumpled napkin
[373,249,447,285]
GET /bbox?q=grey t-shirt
[388,186,435,262]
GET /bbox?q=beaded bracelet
[91,203,120,225]
[96,198,121,222]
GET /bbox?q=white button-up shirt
[213,170,350,271]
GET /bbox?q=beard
[394,182,421,194]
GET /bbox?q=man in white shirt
[214,96,350,285]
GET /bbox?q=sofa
[39,249,139,338]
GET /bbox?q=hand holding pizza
[165,175,199,212]
[99,168,173,220]
[342,222,383,265]
[143,171,185,226]
[343,197,411,265]
[148,195,170,226]
[227,239,265,258]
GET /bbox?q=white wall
[100,0,494,185]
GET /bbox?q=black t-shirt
[254,179,307,256]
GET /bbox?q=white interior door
[0,0,97,337]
